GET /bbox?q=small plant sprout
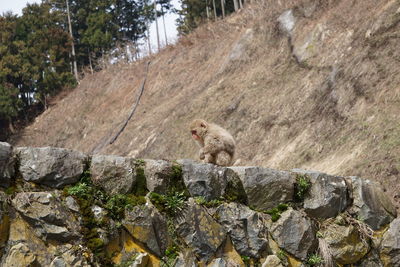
[295,174,311,201]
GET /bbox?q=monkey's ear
[200,122,206,128]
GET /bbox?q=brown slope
[12,0,400,209]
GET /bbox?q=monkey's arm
[202,136,224,155]
[199,148,205,160]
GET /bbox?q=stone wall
[0,142,398,266]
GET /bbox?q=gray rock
[180,160,246,202]
[0,142,15,187]
[50,247,90,267]
[208,258,227,267]
[380,217,400,266]
[123,204,170,257]
[262,255,284,267]
[90,154,136,195]
[215,202,268,258]
[229,166,295,210]
[292,169,349,219]
[278,9,296,36]
[131,252,149,267]
[64,196,80,212]
[270,208,317,260]
[349,176,396,230]
[17,147,87,188]
[50,257,66,267]
[176,198,227,262]
[144,159,184,194]
[12,192,80,241]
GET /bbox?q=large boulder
[320,222,369,264]
[176,198,227,262]
[180,160,246,202]
[90,154,136,195]
[349,176,396,230]
[270,208,317,260]
[215,202,269,258]
[229,166,295,210]
[144,159,185,194]
[0,142,15,187]
[12,192,80,241]
[292,169,349,219]
[379,217,400,266]
[123,204,170,257]
[16,147,87,188]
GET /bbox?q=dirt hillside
[11,0,400,209]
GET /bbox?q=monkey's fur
[189,119,235,166]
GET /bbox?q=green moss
[222,175,248,204]
[4,186,16,195]
[161,245,179,267]
[168,163,189,197]
[294,174,311,201]
[265,203,289,222]
[133,161,148,196]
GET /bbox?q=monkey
[189,119,235,166]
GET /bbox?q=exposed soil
[10,0,400,210]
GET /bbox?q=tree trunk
[88,49,94,74]
[233,0,239,11]
[206,0,210,19]
[154,0,160,51]
[66,0,79,82]
[239,0,243,9]
[212,0,217,21]
[161,6,168,46]
[146,25,152,55]
[220,0,225,18]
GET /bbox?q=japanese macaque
[189,119,235,166]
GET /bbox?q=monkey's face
[190,119,208,141]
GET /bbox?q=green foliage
[305,254,323,266]
[105,194,146,220]
[295,174,311,201]
[194,196,223,208]
[149,191,187,216]
[161,245,179,266]
[176,0,236,35]
[265,203,289,222]
[241,255,251,266]
[277,249,287,261]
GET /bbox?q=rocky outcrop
[230,166,295,210]
[0,143,398,266]
[270,208,317,260]
[16,147,87,188]
[293,169,349,219]
[90,154,136,194]
[348,176,397,230]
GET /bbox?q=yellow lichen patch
[287,254,302,267]
[210,236,244,266]
[268,234,280,254]
[8,215,59,265]
[107,229,159,266]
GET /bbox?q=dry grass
[11,0,400,209]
